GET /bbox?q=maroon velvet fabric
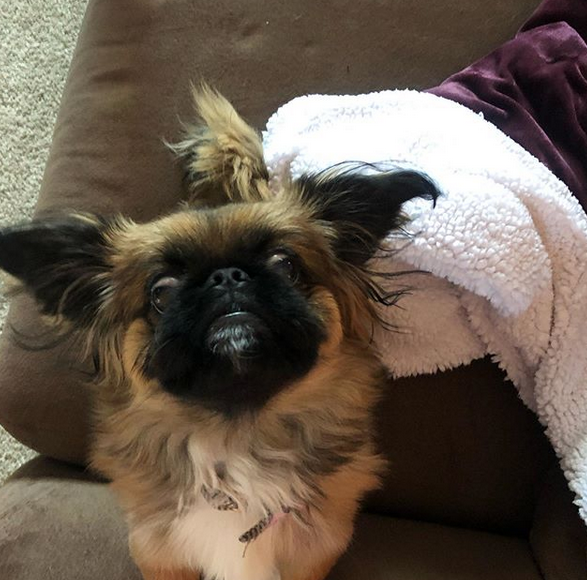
[429,0,587,211]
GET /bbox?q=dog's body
[0,88,437,580]
[95,343,383,580]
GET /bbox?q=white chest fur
[130,434,306,580]
[167,495,283,580]
[125,418,364,580]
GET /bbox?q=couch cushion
[367,357,555,536]
[0,458,542,580]
[0,458,139,580]
[334,514,543,580]
[530,465,587,580]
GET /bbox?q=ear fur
[171,85,271,207]
[297,164,439,265]
[0,215,115,325]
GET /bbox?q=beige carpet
[0,0,88,481]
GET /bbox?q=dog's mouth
[207,309,263,333]
[205,310,272,372]
[211,310,255,325]
[145,290,325,412]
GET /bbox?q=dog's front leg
[135,561,201,580]
[280,555,339,580]
[131,541,200,580]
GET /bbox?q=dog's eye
[267,252,298,282]
[150,276,180,314]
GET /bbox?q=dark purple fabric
[428,0,587,211]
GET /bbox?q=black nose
[206,267,250,290]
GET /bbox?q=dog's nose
[206,267,250,289]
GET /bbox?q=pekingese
[0,87,437,580]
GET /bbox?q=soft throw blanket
[262,89,587,524]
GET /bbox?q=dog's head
[0,89,437,415]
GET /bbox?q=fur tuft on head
[170,84,271,207]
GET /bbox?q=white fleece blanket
[262,90,587,524]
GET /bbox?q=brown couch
[0,0,585,578]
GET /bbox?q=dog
[0,87,438,580]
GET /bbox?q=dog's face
[0,89,437,416]
[141,205,328,414]
[118,201,342,414]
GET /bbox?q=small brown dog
[0,88,437,580]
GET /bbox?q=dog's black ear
[297,165,439,265]
[0,215,114,324]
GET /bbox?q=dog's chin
[205,311,270,375]
[147,306,323,415]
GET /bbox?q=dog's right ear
[0,215,115,325]
[297,165,439,265]
[171,85,271,207]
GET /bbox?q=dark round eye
[267,252,298,282]
[150,276,180,314]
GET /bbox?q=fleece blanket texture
[262,89,587,524]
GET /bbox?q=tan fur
[134,560,200,580]
[282,556,340,580]
[170,85,272,207]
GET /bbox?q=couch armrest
[0,457,140,580]
[530,465,587,580]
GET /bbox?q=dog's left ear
[0,215,116,325]
[297,166,439,265]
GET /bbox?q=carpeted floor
[0,0,88,481]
